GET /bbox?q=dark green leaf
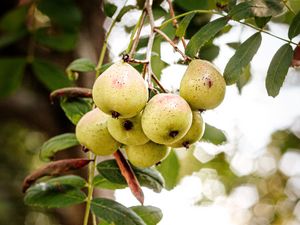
[156,150,179,190]
[228,2,254,21]
[60,98,93,125]
[201,123,227,145]
[32,59,73,90]
[174,0,211,11]
[103,2,118,17]
[99,62,114,74]
[0,57,26,98]
[130,206,163,225]
[45,175,86,188]
[198,44,220,61]
[93,174,127,190]
[0,5,28,32]
[175,13,195,38]
[224,32,262,85]
[0,29,27,48]
[288,11,300,39]
[39,133,79,162]
[226,42,240,49]
[67,58,96,73]
[91,198,146,225]
[24,178,86,208]
[255,16,271,28]
[266,44,293,97]
[97,159,164,193]
[116,5,137,22]
[237,64,251,94]
[185,17,228,57]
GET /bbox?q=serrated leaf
[97,160,164,193]
[0,57,26,98]
[116,5,137,22]
[60,98,93,125]
[288,11,300,39]
[266,44,293,97]
[201,123,227,145]
[32,59,73,90]
[93,174,126,190]
[228,2,254,21]
[66,58,96,73]
[185,17,228,57]
[156,150,179,190]
[39,133,79,162]
[91,198,146,225]
[130,206,163,225]
[224,32,262,85]
[175,13,195,38]
[237,64,251,94]
[103,2,118,18]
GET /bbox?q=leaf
[0,57,26,98]
[0,29,27,48]
[156,150,180,190]
[198,44,220,61]
[151,38,168,79]
[201,123,227,145]
[255,16,271,28]
[24,178,86,208]
[91,198,146,225]
[116,5,137,22]
[236,64,251,94]
[93,174,127,190]
[103,1,118,18]
[288,11,300,39]
[60,97,93,125]
[32,59,73,91]
[185,17,228,57]
[224,32,262,85]
[130,206,163,225]
[265,44,293,97]
[66,58,96,73]
[45,175,86,188]
[97,160,164,193]
[0,5,28,32]
[226,41,241,49]
[174,0,211,11]
[292,43,300,68]
[39,133,79,162]
[175,13,195,38]
[228,2,254,21]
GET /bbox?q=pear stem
[151,73,168,93]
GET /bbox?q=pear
[92,61,148,118]
[141,93,193,145]
[169,111,205,148]
[180,59,226,110]
[107,112,149,146]
[75,108,121,155]
[125,141,169,168]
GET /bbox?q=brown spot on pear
[180,59,226,110]
[75,108,121,155]
[125,141,169,168]
[169,111,205,148]
[92,61,148,118]
[141,93,192,145]
[107,112,149,146]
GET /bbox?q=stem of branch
[151,73,167,93]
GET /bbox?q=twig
[122,54,149,64]
[151,73,167,93]
[153,27,191,61]
[282,0,295,15]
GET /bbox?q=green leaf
[0,5,28,32]
[116,5,137,22]
[91,198,146,225]
[288,11,300,39]
[93,174,127,190]
[151,38,168,80]
[0,57,26,98]
[201,123,227,145]
[39,133,79,162]
[265,44,293,97]
[103,2,118,18]
[97,160,164,193]
[255,16,271,28]
[0,29,27,49]
[175,13,195,38]
[60,98,93,125]
[24,178,86,208]
[270,129,300,154]
[174,0,211,11]
[236,64,251,94]
[198,44,220,61]
[228,2,254,21]
[45,175,86,188]
[226,41,240,49]
[130,206,163,225]
[185,17,228,57]
[156,150,179,190]
[66,58,96,73]
[224,32,262,85]
[32,59,73,90]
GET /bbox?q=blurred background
[0,0,300,225]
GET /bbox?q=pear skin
[141,93,192,145]
[107,112,149,146]
[169,111,205,148]
[76,108,120,155]
[180,59,226,110]
[125,141,169,168]
[92,61,148,118]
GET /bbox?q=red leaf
[113,150,144,205]
[292,43,300,68]
[22,158,93,193]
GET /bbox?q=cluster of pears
[76,59,226,168]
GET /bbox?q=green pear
[107,112,149,146]
[169,111,205,148]
[92,61,148,118]
[141,93,193,145]
[75,108,121,155]
[180,59,226,110]
[125,141,169,168]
